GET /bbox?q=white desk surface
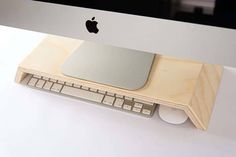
[0,26,236,157]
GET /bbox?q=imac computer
[0,0,236,126]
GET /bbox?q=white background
[0,25,236,157]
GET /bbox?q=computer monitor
[0,0,236,67]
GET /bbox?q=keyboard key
[58,80,65,84]
[28,78,38,87]
[132,107,141,113]
[98,90,106,94]
[123,104,132,111]
[134,99,154,106]
[114,98,124,108]
[134,103,143,108]
[124,99,134,106]
[142,109,151,115]
[116,94,123,98]
[81,86,89,90]
[103,96,115,106]
[36,80,45,88]
[33,75,41,79]
[43,81,53,90]
[42,76,49,81]
[51,83,63,92]
[50,78,57,83]
[21,74,32,85]
[61,86,104,103]
[73,84,81,88]
[107,92,115,96]
[65,82,73,86]
[125,96,133,101]
[89,88,97,92]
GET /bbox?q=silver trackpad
[61,41,155,90]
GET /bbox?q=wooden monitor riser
[15,35,223,130]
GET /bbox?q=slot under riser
[20,73,157,117]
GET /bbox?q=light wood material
[15,35,223,130]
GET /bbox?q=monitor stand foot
[61,41,155,90]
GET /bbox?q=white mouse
[158,105,188,125]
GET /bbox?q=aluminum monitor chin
[0,0,236,67]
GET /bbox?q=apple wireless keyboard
[21,74,157,116]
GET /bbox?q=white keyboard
[21,74,157,116]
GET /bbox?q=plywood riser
[15,35,223,130]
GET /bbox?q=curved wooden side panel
[187,64,223,130]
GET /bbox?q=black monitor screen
[34,0,236,29]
